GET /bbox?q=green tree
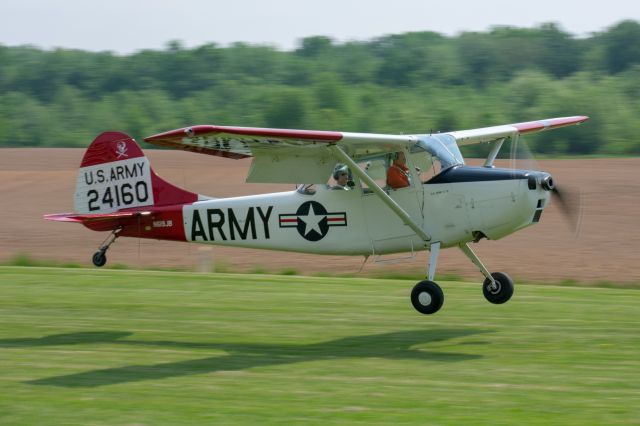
[263,88,308,128]
[603,20,640,74]
[296,36,334,58]
[456,32,499,87]
[1,21,639,155]
[373,32,444,86]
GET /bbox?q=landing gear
[411,280,444,314]
[482,272,514,304]
[92,250,107,267]
[411,242,444,315]
[459,243,515,305]
[409,241,515,314]
[91,227,122,267]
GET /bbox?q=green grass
[5,253,640,288]
[1,267,639,425]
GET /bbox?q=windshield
[415,134,465,170]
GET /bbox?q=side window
[365,158,389,187]
[409,151,439,182]
[356,156,391,194]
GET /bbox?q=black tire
[92,251,107,267]
[482,272,514,304]
[411,280,444,314]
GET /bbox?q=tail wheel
[92,251,107,267]
[482,272,514,304]
[411,280,444,315]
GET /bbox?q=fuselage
[167,165,553,255]
[68,129,558,257]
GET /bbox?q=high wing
[448,116,589,146]
[144,116,587,183]
[144,125,416,183]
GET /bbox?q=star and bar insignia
[279,201,347,241]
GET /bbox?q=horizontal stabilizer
[44,211,145,223]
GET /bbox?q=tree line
[1,20,640,155]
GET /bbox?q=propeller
[508,135,583,237]
[551,186,583,237]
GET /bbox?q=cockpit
[415,134,465,172]
[297,133,466,195]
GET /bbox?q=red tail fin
[75,132,199,214]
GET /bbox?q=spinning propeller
[509,135,583,236]
[551,185,583,236]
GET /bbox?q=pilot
[331,164,351,190]
[386,151,411,189]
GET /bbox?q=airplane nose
[526,172,554,191]
[541,174,554,191]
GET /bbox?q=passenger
[331,164,350,190]
[386,151,411,189]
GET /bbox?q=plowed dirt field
[2,148,638,284]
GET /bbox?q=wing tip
[514,115,590,133]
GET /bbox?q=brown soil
[2,148,639,284]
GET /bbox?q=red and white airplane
[46,116,587,314]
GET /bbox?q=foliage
[1,21,640,155]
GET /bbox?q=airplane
[45,115,588,314]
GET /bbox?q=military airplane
[45,116,587,314]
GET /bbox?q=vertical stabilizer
[75,132,199,214]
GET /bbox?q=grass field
[1,267,639,425]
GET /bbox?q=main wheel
[92,251,107,267]
[411,280,444,314]
[482,272,514,304]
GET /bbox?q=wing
[144,116,587,183]
[144,125,416,183]
[448,116,589,146]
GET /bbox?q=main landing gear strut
[410,242,514,315]
[91,227,122,267]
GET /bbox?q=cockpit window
[415,134,465,170]
[297,135,465,194]
[357,156,389,192]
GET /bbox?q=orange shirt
[387,164,410,189]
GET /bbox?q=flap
[246,145,336,183]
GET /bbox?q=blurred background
[0,0,639,155]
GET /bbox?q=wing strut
[328,145,431,243]
[483,137,507,168]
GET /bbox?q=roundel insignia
[279,201,347,241]
[295,201,328,241]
